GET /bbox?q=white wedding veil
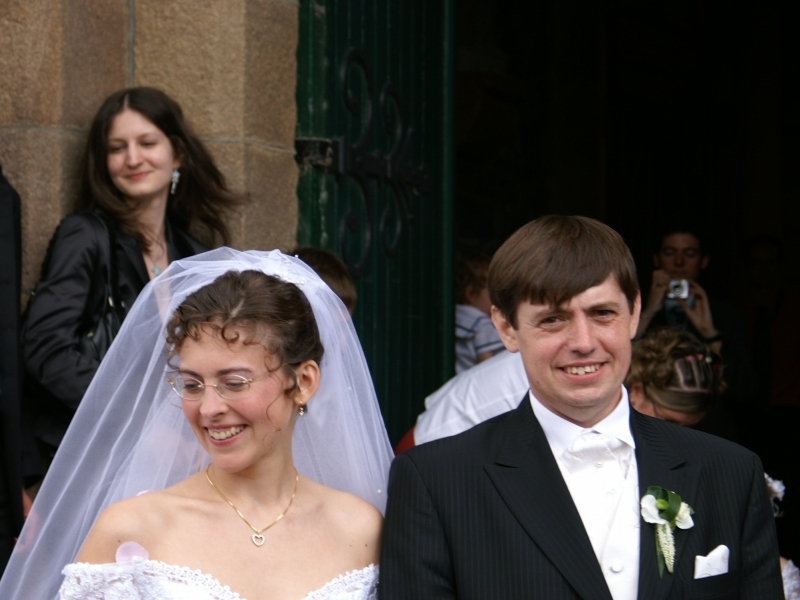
[0,248,394,599]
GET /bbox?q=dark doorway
[455,0,800,296]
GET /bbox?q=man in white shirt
[380,215,782,599]
[414,350,528,445]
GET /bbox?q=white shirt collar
[530,386,636,459]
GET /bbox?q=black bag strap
[85,212,122,318]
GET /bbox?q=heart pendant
[251,534,265,547]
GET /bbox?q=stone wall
[0,0,299,299]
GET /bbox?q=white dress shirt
[414,350,529,444]
[531,388,641,600]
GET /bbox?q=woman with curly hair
[625,327,726,428]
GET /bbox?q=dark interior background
[455,0,799,299]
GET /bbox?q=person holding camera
[636,230,721,341]
[636,228,758,426]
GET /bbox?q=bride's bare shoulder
[303,478,382,558]
[74,474,204,564]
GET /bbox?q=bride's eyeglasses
[167,374,256,401]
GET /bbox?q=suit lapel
[634,411,701,600]
[485,397,613,600]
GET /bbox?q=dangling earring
[170,169,181,194]
[298,404,306,417]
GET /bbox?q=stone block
[62,0,128,128]
[0,0,64,126]
[241,145,298,251]
[0,0,126,127]
[245,0,299,147]
[204,140,246,192]
[135,0,246,139]
[201,140,246,245]
[0,128,84,295]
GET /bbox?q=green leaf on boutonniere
[647,485,682,523]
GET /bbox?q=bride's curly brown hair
[625,328,726,414]
[166,270,324,400]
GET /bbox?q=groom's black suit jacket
[379,396,783,599]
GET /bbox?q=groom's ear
[492,306,519,353]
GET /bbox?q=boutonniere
[640,486,694,577]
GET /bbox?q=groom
[379,216,783,599]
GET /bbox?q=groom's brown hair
[488,215,639,328]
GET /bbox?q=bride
[0,249,394,599]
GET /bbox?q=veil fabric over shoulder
[0,248,394,600]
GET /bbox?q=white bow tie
[562,431,629,476]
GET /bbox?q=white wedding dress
[59,542,378,600]
[0,252,393,600]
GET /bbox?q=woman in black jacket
[23,87,243,456]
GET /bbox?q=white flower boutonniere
[641,486,694,577]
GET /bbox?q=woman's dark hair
[78,87,244,249]
[625,328,725,414]
[166,270,324,398]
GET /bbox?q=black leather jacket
[22,211,208,449]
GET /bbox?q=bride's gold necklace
[205,465,299,547]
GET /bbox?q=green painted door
[296,0,455,444]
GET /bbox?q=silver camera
[666,279,690,299]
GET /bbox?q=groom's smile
[563,363,602,375]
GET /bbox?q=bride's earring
[298,404,306,417]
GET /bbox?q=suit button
[610,561,624,573]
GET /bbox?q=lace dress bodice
[59,545,378,600]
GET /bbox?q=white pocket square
[694,544,730,579]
